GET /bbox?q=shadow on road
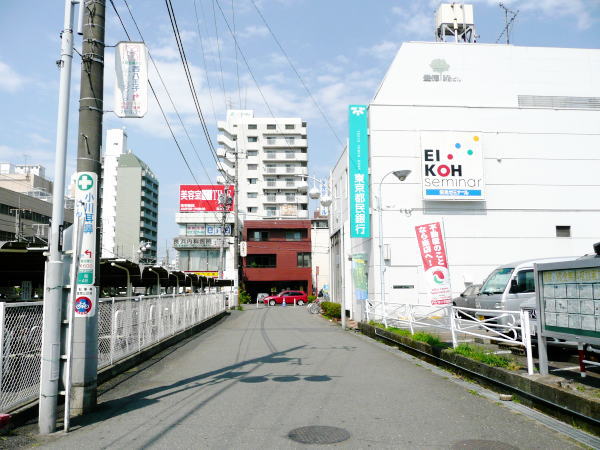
[68,344,334,441]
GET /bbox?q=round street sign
[75,296,93,315]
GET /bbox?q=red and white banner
[179,185,234,212]
[415,222,452,305]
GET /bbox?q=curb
[358,322,600,436]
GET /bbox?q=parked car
[453,284,481,310]
[475,257,578,327]
[263,290,308,306]
[256,293,269,303]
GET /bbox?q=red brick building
[242,220,312,300]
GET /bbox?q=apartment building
[216,110,309,220]
[101,128,159,262]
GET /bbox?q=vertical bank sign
[179,185,235,212]
[421,132,484,200]
[115,42,148,118]
[415,222,452,306]
[348,105,370,238]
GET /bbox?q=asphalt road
[37,306,582,449]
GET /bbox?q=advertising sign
[114,42,148,118]
[352,253,368,301]
[186,224,232,236]
[421,132,484,201]
[173,237,223,249]
[186,271,219,278]
[415,222,452,305]
[179,185,234,212]
[348,105,370,238]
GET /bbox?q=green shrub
[368,322,442,347]
[308,295,316,302]
[238,289,251,304]
[320,301,341,319]
[452,343,511,368]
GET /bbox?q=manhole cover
[451,440,518,450]
[288,426,350,444]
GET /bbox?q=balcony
[262,179,306,189]
[262,166,307,176]
[263,138,308,148]
[263,151,308,162]
[261,209,309,219]
[262,194,308,204]
[217,134,236,149]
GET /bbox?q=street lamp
[377,169,411,327]
[300,175,347,330]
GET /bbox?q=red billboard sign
[415,222,452,306]
[179,185,234,212]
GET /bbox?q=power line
[193,0,219,125]
[249,0,343,147]
[211,0,228,110]
[119,0,216,186]
[108,0,202,186]
[231,0,242,110]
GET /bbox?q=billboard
[421,132,485,200]
[179,185,234,212]
[348,105,370,238]
[415,222,452,306]
[114,42,148,118]
[280,204,298,216]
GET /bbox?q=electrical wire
[211,0,228,110]
[193,0,219,125]
[249,0,342,147]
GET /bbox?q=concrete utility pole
[39,0,79,434]
[71,0,106,416]
[233,141,240,291]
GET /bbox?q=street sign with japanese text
[415,222,452,305]
[75,172,98,288]
[348,105,370,238]
[115,42,148,118]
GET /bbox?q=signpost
[534,256,600,377]
[74,172,98,317]
[415,222,452,306]
[348,105,370,238]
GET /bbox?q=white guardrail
[367,301,534,375]
[0,293,226,413]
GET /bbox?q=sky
[0,0,599,259]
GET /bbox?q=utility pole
[233,141,240,291]
[39,0,80,434]
[217,189,228,279]
[9,208,23,241]
[71,0,106,416]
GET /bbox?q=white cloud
[238,25,269,39]
[360,40,400,61]
[391,5,434,38]
[0,61,27,92]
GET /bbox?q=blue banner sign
[348,105,370,238]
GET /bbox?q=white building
[101,128,159,261]
[311,215,330,296]
[174,211,236,282]
[331,40,600,322]
[216,110,309,220]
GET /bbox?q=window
[250,231,269,241]
[302,122,307,127]
[297,252,311,267]
[267,124,276,130]
[247,192,258,198]
[265,151,275,159]
[247,207,257,213]
[266,207,277,217]
[247,178,257,184]
[247,164,257,170]
[246,254,276,268]
[480,268,514,295]
[286,231,302,241]
[285,193,296,202]
[556,225,571,237]
[267,137,276,145]
[285,124,295,130]
[285,136,295,145]
[248,136,258,142]
[248,124,257,130]
[247,150,258,156]
[510,270,535,294]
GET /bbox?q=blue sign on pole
[348,105,370,238]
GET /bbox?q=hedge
[320,301,341,319]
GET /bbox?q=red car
[263,290,308,306]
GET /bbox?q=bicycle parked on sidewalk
[307,297,323,314]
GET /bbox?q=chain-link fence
[97,293,225,369]
[0,302,44,412]
[0,293,226,413]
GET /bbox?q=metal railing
[0,292,226,413]
[367,301,534,375]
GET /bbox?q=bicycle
[307,298,323,314]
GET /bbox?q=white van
[475,257,578,326]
